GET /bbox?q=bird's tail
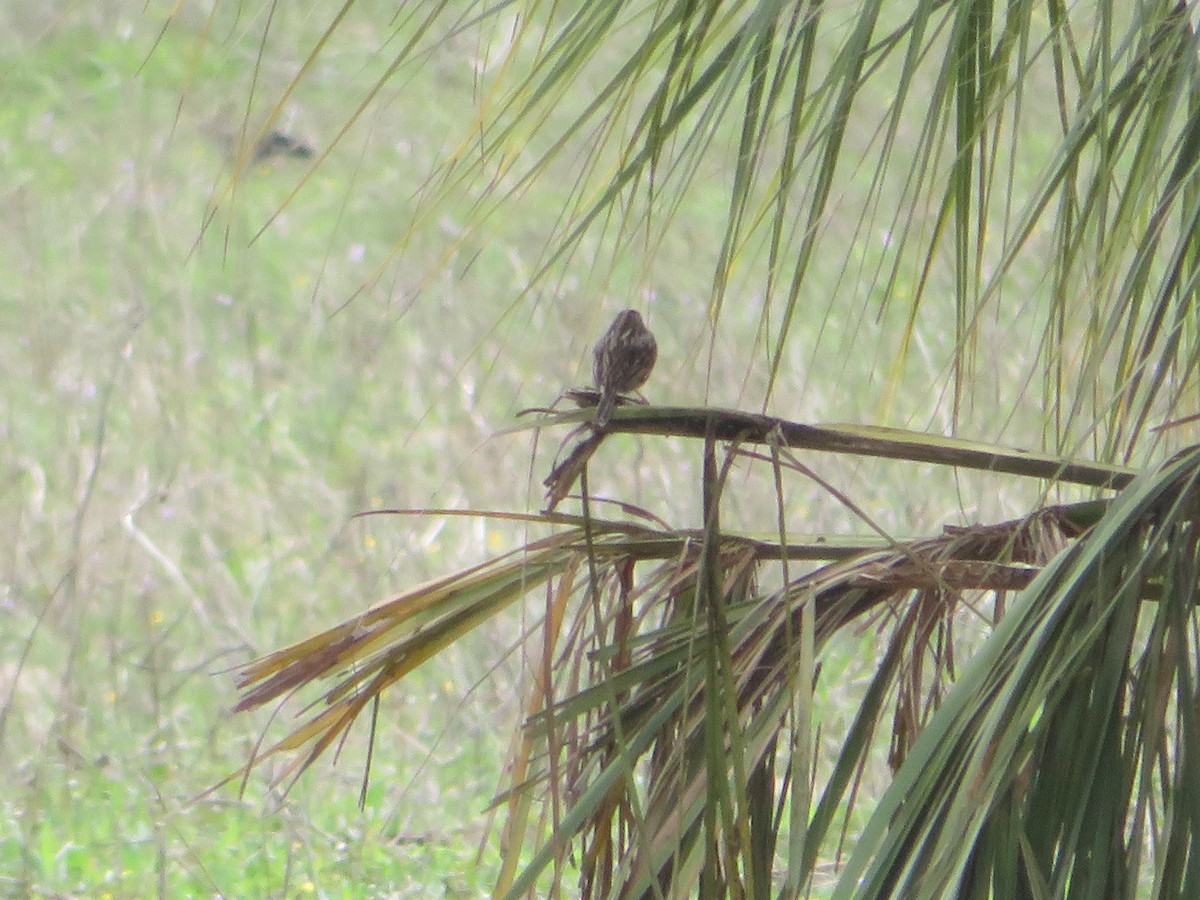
[595,392,615,427]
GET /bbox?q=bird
[252,130,315,163]
[592,309,657,427]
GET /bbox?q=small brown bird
[252,130,315,163]
[592,309,657,427]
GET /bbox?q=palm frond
[838,445,1200,897]
[225,411,1164,896]
[213,0,1200,894]
[499,482,1088,896]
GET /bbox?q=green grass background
[0,2,1073,897]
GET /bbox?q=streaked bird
[592,309,657,427]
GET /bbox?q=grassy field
[0,5,556,895]
[0,2,1084,897]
